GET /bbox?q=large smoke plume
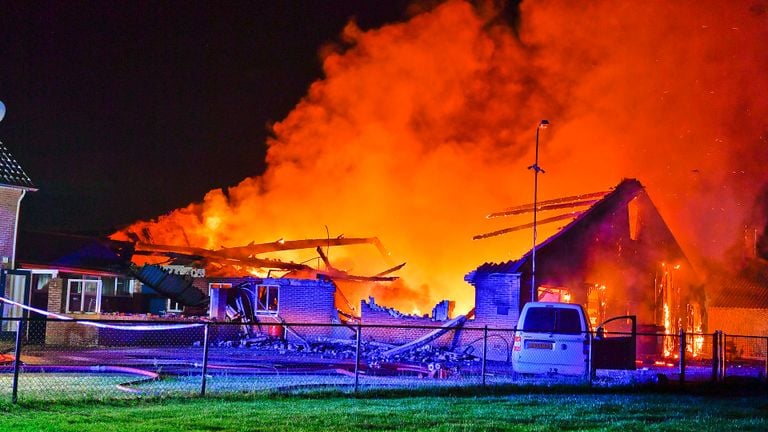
[115,0,768,313]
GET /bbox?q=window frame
[254,285,279,315]
[166,298,183,313]
[65,279,103,314]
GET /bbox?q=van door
[592,315,637,370]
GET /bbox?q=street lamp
[528,119,549,303]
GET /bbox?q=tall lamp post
[528,119,549,303]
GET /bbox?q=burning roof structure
[467,179,705,353]
[123,234,406,318]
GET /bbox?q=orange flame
[114,1,768,314]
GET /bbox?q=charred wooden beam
[133,237,400,280]
[473,212,583,240]
[134,236,387,260]
[486,191,608,219]
[317,270,399,282]
[487,198,600,218]
[215,237,388,257]
[315,246,332,269]
[315,246,404,281]
[133,248,314,271]
[374,262,406,277]
[134,237,390,267]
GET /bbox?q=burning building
[466,178,705,356]
[107,0,768,319]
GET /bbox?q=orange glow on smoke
[113,1,768,315]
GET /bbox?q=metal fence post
[12,317,25,404]
[711,331,719,383]
[354,322,361,395]
[482,325,488,387]
[721,332,727,381]
[678,329,686,384]
[587,331,593,386]
[764,337,768,383]
[200,322,210,397]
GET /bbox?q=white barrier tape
[0,296,203,331]
[0,296,72,320]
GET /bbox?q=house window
[66,279,102,313]
[255,285,279,314]
[102,278,134,296]
[166,299,183,313]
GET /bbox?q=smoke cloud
[116,0,768,314]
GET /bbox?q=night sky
[0,1,414,233]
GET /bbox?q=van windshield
[522,307,582,334]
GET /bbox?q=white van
[512,302,590,377]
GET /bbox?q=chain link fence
[1,317,766,402]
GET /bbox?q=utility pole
[528,119,549,303]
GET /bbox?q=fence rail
[1,317,766,402]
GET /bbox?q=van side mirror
[596,327,605,339]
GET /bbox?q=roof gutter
[10,189,26,269]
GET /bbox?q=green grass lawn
[0,388,766,432]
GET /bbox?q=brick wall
[0,187,23,268]
[471,272,521,329]
[46,278,64,313]
[277,278,337,324]
[708,307,768,336]
[207,277,340,342]
[359,299,441,344]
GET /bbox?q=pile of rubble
[216,335,480,374]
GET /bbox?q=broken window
[538,286,571,303]
[256,285,279,314]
